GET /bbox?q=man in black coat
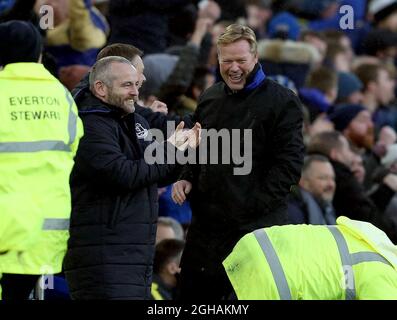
[64,56,200,299]
[307,130,397,242]
[172,24,304,300]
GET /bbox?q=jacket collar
[224,63,266,94]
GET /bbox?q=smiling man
[64,56,201,300]
[172,24,305,300]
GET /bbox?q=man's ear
[94,80,108,98]
[166,261,181,275]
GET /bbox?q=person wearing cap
[329,104,375,151]
[0,20,83,299]
[336,72,363,105]
[369,0,397,32]
[223,216,397,300]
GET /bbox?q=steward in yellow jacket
[223,217,397,300]
[0,20,83,299]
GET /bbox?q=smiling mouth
[229,74,242,83]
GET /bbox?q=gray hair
[302,154,331,177]
[89,56,133,92]
[157,217,184,240]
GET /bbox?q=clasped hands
[167,121,202,151]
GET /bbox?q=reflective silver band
[327,226,356,300]
[253,229,292,300]
[43,218,70,230]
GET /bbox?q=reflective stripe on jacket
[223,217,397,300]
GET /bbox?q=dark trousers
[0,273,40,300]
[175,266,235,301]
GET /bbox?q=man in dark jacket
[72,43,194,136]
[64,56,200,299]
[307,130,397,241]
[172,24,305,300]
[287,154,337,225]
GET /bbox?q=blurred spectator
[268,11,300,41]
[288,154,337,225]
[351,151,366,184]
[362,29,397,65]
[323,29,355,64]
[308,131,397,238]
[329,104,375,155]
[213,0,246,21]
[300,30,328,65]
[324,42,351,72]
[369,0,397,32]
[36,0,109,90]
[141,17,212,111]
[173,66,215,116]
[355,63,397,131]
[156,217,185,245]
[258,38,321,88]
[159,185,193,229]
[0,0,14,13]
[245,0,272,40]
[336,72,363,105]
[151,239,185,300]
[306,66,338,105]
[107,0,187,55]
[267,74,297,94]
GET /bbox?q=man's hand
[172,180,192,205]
[187,122,202,149]
[167,121,189,150]
[149,100,168,114]
[167,122,202,151]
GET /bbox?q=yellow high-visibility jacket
[223,217,397,300]
[0,62,83,275]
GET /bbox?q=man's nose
[230,61,239,71]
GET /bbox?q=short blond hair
[217,24,257,54]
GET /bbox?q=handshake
[167,121,202,151]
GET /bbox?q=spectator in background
[308,131,397,240]
[354,63,397,131]
[34,0,109,90]
[361,29,397,66]
[369,0,397,32]
[323,29,355,64]
[107,0,187,55]
[305,66,338,106]
[288,155,337,225]
[245,0,272,40]
[324,42,351,72]
[172,66,216,116]
[156,217,185,245]
[300,30,328,65]
[141,16,212,112]
[151,239,185,300]
[0,20,83,300]
[336,72,363,105]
